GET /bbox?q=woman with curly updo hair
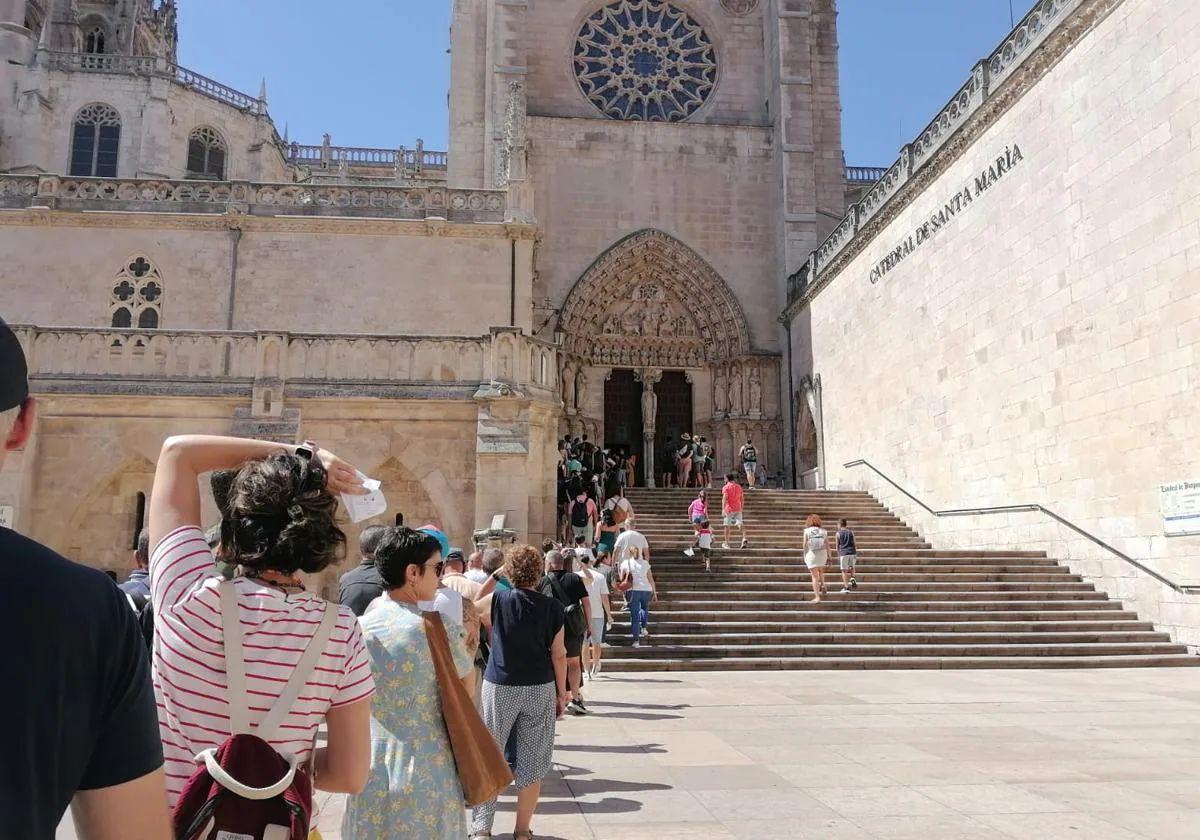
[470,544,568,840]
[147,435,375,811]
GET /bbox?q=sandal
[514,832,534,840]
[470,833,492,839]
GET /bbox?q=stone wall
[789,0,1200,642]
[528,117,780,352]
[0,209,532,336]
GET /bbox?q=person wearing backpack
[739,438,760,488]
[539,549,592,716]
[147,434,376,837]
[567,489,597,545]
[802,513,830,603]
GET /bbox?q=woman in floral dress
[342,527,474,840]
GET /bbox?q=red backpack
[173,580,338,840]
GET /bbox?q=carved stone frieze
[720,0,759,15]
[558,229,751,370]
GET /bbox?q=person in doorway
[699,435,714,488]
[568,488,597,545]
[689,433,705,488]
[721,472,748,550]
[803,514,830,602]
[540,550,592,715]
[339,523,388,616]
[739,438,760,488]
[617,544,657,648]
[0,318,170,840]
[837,518,860,593]
[676,433,694,488]
[660,435,676,489]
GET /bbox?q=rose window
[573,0,718,122]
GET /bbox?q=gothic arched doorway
[557,229,778,485]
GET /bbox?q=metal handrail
[844,458,1200,595]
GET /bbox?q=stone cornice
[781,0,1125,322]
[0,208,538,239]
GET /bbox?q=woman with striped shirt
[147,435,375,807]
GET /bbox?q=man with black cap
[0,318,170,839]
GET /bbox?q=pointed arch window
[84,26,106,55]
[70,103,121,178]
[111,256,164,330]
[186,127,227,180]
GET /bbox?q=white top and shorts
[583,570,610,640]
[802,526,829,570]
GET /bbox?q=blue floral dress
[342,599,473,840]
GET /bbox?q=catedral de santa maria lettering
[869,144,1025,284]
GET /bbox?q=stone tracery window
[69,103,121,177]
[186,126,227,180]
[110,256,164,330]
[84,26,106,55]
[573,0,718,122]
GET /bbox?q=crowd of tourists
[1,313,861,840]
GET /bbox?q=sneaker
[567,700,586,716]
[683,547,695,558]
[740,538,749,549]
[640,629,650,639]
[594,660,602,676]
[850,577,858,590]
[721,543,731,550]
[840,587,850,594]
[632,640,641,649]
[573,698,589,713]
[601,642,611,648]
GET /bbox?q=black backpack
[570,499,591,527]
[540,574,588,638]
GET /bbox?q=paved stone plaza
[308,668,1200,839]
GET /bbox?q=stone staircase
[603,488,1198,671]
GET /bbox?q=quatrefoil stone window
[110,256,163,330]
[573,0,718,122]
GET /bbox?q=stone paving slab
[56,667,1200,839]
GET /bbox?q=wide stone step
[651,565,1074,576]
[603,630,1174,645]
[636,607,1138,622]
[657,582,1099,595]
[601,641,1192,658]
[652,571,1079,583]
[613,619,1157,633]
[599,654,1200,671]
[644,594,1114,609]
[647,559,1065,570]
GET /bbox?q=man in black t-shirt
[0,318,168,840]
[338,523,388,616]
[540,549,592,716]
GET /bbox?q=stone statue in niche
[729,367,744,416]
[561,362,576,409]
[641,385,658,432]
[575,369,588,412]
[713,368,728,414]
[749,366,763,413]
[602,314,620,335]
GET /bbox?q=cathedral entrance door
[654,371,693,484]
[603,369,643,461]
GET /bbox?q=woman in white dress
[802,514,829,603]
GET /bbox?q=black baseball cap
[0,318,29,412]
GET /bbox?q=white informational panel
[1160,481,1200,537]
[0,505,12,529]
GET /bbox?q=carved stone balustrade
[0,175,507,223]
[12,326,558,404]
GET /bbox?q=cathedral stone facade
[0,0,850,589]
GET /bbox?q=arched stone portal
[557,229,781,485]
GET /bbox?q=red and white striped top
[150,526,375,805]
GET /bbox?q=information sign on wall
[1160,481,1200,536]
[0,506,11,529]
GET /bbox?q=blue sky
[178,1,1035,166]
